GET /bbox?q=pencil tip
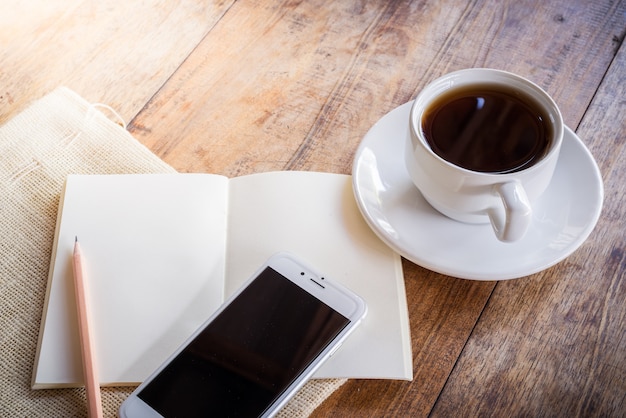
[75,236,78,243]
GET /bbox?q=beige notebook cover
[32,171,412,388]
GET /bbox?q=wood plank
[128,0,468,175]
[130,0,624,177]
[430,36,626,418]
[0,0,235,124]
[126,0,626,416]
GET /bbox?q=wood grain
[127,0,624,174]
[0,0,235,124]
[128,0,432,175]
[429,39,626,418]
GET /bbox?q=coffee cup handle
[488,181,532,243]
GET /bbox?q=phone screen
[136,266,350,417]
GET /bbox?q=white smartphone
[119,252,367,418]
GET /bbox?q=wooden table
[3,0,625,416]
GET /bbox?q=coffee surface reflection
[421,85,553,173]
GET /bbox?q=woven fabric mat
[0,87,345,417]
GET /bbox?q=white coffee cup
[405,69,564,242]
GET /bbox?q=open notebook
[32,171,412,388]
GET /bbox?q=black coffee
[421,85,553,173]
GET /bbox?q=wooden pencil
[72,237,104,418]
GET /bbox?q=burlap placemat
[0,87,344,417]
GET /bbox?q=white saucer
[352,101,603,280]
